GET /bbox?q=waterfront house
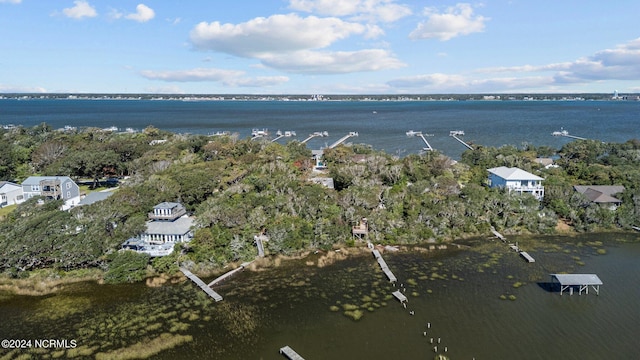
[0,181,24,208]
[122,202,194,257]
[21,176,80,210]
[574,185,625,210]
[487,167,545,200]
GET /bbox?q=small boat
[552,128,569,136]
[251,128,268,138]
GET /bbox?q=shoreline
[2,232,636,297]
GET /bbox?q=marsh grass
[94,333,192,360]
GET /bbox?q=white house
[0,181,24,207]
[21,176,81,210]
[122,202,194,257]
[487,167,544,200]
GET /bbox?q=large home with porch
[21,176,81,210]
[574,185,625,210]
[0,181,24,208]
[487,166,545,200]
[122,202,194,257]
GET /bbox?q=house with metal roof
[574,185,625,210]
[0,181,24,208]
[122,202,194,257]
[21,176,80,210]
[487,166,545,200]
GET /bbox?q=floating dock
[280,346,305,360]
[180,268,223,302]
[372,249,397,283]
[392,290,408,303]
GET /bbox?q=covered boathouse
[550,274,602,296]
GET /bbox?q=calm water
[2,99,640,158]
[1,234,639,359]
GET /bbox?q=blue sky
[1,0,639,94]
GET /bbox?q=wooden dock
[180,268,223,302]
[520,251,535,263]
[279,346,305,360]
[372,249,397,283]
[392,290,408,303]
[491,227,506,241]
[207,261,253,287]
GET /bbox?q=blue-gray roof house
[21,176,81,210]
[487,167,545,200]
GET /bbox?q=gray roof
[0,181,21,189]
[146,216,193,235]
[488,167,543,181]
[78,191,114,205]
[309,177,334,189]
[154,201,182,209]
[22,176,75,185]
[551,274,603,286]
[574,185,625,203]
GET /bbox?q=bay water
[2,99,640,159]
[1,234,638,359]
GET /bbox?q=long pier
[491,227,535,263]
[406,130,434,151]
[328,131,358,149]
[180,268,223,302]
[552,129,587,140]
[449,130,474,150]
[279,346,305,360]
[207,261,253,287]
[372,249,397,283]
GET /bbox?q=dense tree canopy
[1,123,639,281]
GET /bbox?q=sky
[1,0,639,95]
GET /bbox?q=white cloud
[190,13,380,57]
[62,0,97,19]
[289,0,412,23]
[477,37,640,83]
[260,49,405,74]
[139,68,289,87]
[409,3,487,41]
[387,37,640,93]
[387,73,553,93]
[125,4,155,23]
[189,13,399,74]
[0,0,22,4]
[0,84,47,93]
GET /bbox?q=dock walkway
[372,249,397,283]
[180,268,223,302]
[208,261,253,287]
[279,346,305,360]
[392,290,408,303]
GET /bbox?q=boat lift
[328,132,358,149]
[301,131,329,144]
[271,130,296,142]
[406,130,434,151]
